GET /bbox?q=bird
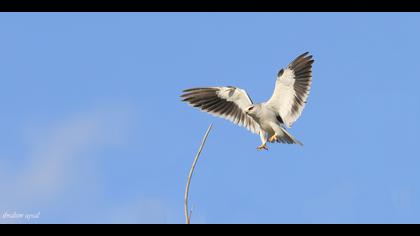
[181,52,314,151]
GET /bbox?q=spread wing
[181,87,260,134]
[265,52,314,128]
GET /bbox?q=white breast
[257,106,278,134]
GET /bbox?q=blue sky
[1,13,420,224]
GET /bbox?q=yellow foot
[257,143,268,151]
[268,134,277,143]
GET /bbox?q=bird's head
[245,105,260,117]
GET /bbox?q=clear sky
[1,13,420,224]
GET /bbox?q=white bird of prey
[181,52,314,150]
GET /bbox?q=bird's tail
[276,127,303,146]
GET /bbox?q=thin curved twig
[184,123,213,224]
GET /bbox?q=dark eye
[248,107,254,111]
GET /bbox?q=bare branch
[184,123,213,224]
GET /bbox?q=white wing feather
[265,52,314,127]
[181,87,260,134]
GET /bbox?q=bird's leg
[257,143,268,150]
[269,122,284,143]
[257,131,269,151]
[268,134,277,143]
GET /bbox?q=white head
[244,104,262,118]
